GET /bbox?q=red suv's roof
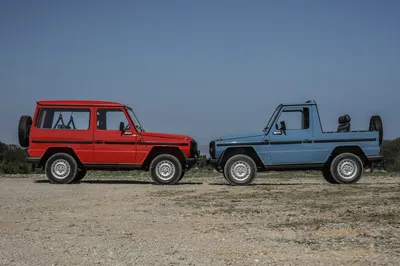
[37,100,124,107]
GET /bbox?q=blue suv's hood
[216,132,265,142]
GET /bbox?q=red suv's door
[93,107,138,165]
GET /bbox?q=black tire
[330,153,363,184]
[223,154,257,186]
[150,154,182,185]
[322,167,339,184]
[73,169,87,183]
[45,153,78,184]
[177,171,185,182]
[369,115,383,145]
[18,115,32,148]
[222,170,229,181]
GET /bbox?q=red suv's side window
[37,108,91,130]
[97,108,130,130]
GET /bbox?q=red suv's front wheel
[149,154,182,185]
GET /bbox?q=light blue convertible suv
[207,100,383,185]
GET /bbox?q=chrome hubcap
[51,159,71,179]
[337,159,358,180]
[156,160,175,181]
[230,161,251,181]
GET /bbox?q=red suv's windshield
[125,106,145,133]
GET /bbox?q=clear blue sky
[0,0,399,145]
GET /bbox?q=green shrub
[386,154,400,172]
[0,141,31,174]
[0,161,31,174]
[381,138,400,171]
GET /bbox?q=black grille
[190,140,199,158]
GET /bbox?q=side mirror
[273,122,283,135]
[280,121,287,134]
[119,121,125,132]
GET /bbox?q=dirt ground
[0,172,399,266]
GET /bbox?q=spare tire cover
[369,115,383,145]
[18,115,32,148]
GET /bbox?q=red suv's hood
[141,131,193,141]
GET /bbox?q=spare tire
[369,115,383,145]
[18,115,32,148]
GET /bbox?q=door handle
[303,139,312,143]
[273,131,282,135]
[95,140,104,144]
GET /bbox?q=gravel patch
[0,173,399,265]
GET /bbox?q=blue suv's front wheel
[223,154,257,186]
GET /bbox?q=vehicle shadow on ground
[208,182,399,186]
[209,182,333,186]
[34,179,203,185]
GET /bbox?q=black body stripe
[217,141,302,146]
[104,141,188,146]
[217,142,269,147]
[103,141,136,145]
[32,140,93,144]
[137,142,189,146]
[216,138,376,147]
[32,140,188,146]
[314,138,376,143]
[270,141,303,145]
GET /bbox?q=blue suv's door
[267,106,314,165]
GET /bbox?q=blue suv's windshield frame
[263,105,282,134]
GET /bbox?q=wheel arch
[40,147,82,168]
[219,146,264,169]
[142,146,187,169]
[326,145,368,166]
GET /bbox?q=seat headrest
[338,114,351,124]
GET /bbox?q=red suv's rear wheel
[45,153,78,184]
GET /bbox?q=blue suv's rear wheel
[330,153,363,184]
[223,154,257,186]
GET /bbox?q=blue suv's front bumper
[206,158,218,165]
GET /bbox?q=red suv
[18,100,199,185]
